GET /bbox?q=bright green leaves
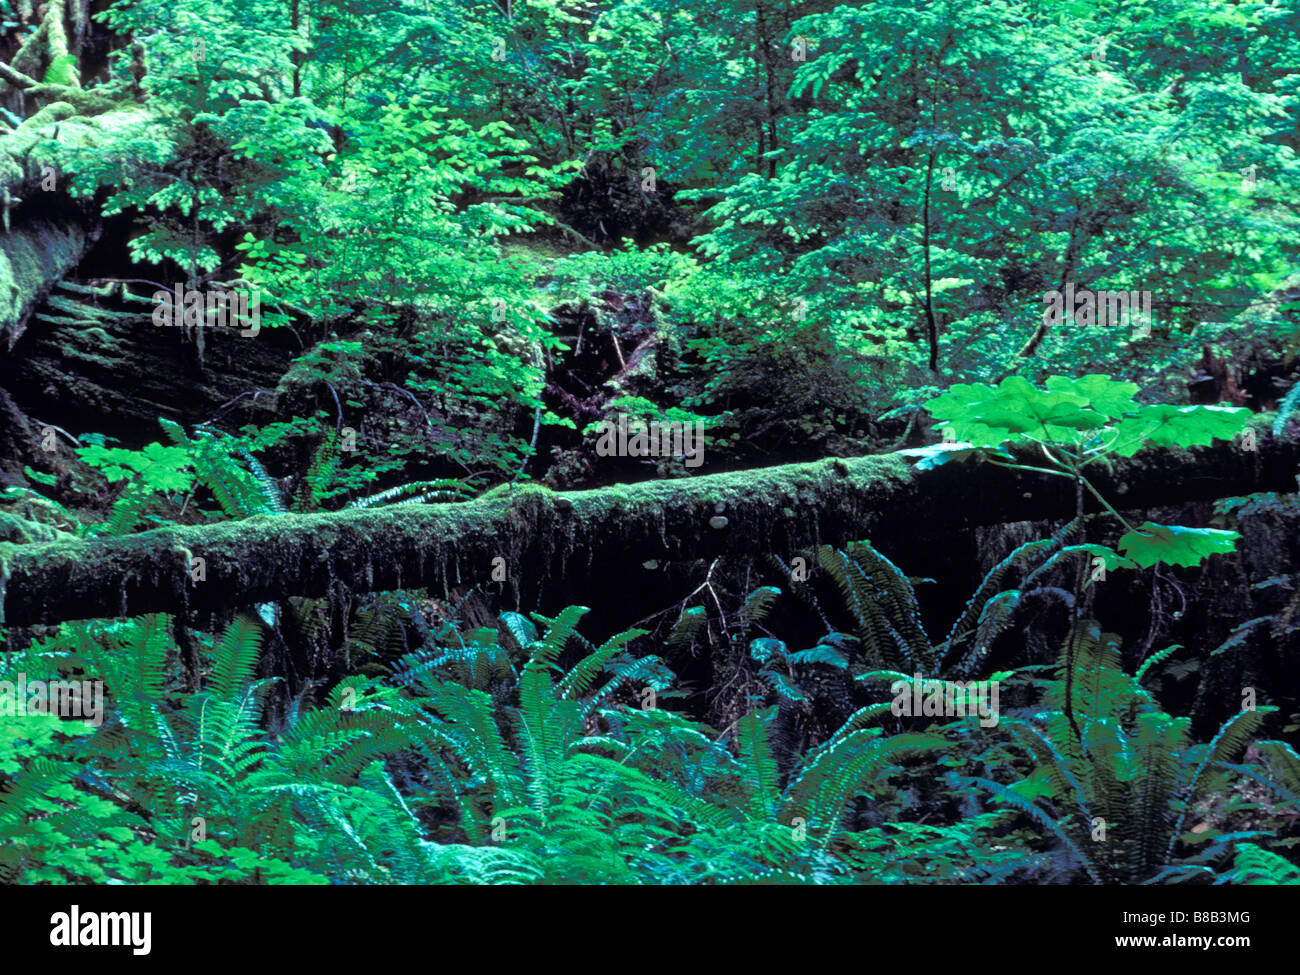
[1117,523,1241,569]
[1079,525,1241,573]
[923,375,1249,572]
[76,442,194,493]
[1110,405,1252,458]
[925,374,1250,457]
[926,375,1119,446]
[1044,375,1140,418]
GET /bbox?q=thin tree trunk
[922,147,940,372]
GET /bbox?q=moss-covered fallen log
[1,430,1297,627]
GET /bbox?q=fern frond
[786,730,938,849]
[349,479,475,509]
[735,709,781,820]
[1166,707,1273,866]
[941,539,1053,664]
[207,616,263,700]
[1254,740,1300,801]
[1224,843,1300,884]
[667,606,707,649]
[1272,382,1300,437]
[556,628,648,702]
[964,775,1102,883]
[740,586,781,626]
[1136,644,1184,683]
[238,448,287,514]
[951,590,1019,677]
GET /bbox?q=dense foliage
[0,0,1298,884]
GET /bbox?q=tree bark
[2,429,1296,627]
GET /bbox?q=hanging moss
[1,435,1298,626]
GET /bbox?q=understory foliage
[2,574,1295,885]
[2,373,1298,883]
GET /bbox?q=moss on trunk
[2,429,1297,627]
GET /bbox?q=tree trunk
[2,428,1295,627]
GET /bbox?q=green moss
[0,450,924,625]
[1,221,87,344]
[0,511,72,544]
[0,156,21,186]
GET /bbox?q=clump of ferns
[397,610,674,836]
[161,417,484,685]
[385,606,938,884]
[74,614,435,880]
[162,418,480,518]
[762,522,1084,686]
[958,623,1292,884]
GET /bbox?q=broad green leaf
[896,441,983,469]
[1072,543,1138,571]
[1118,522,1241,568]
[1112,405,1251,457]
[1044,375,1140,418]
[926,376,1106,445]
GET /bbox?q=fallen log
[2,428,1297,628]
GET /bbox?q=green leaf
[1074,543,1138,571]
[1112,405,1251,457]
[925,376,1107,446]
[1044,375,1140,418]
[1118,523,1241,568]
[896,442,987,469]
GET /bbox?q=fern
[1272,381,1300,437]
[349,479,475,508]
[979,626,1285,884]
[941,539,1054,667]
[1221,843,1300,884]
[1136,644,1184,683]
